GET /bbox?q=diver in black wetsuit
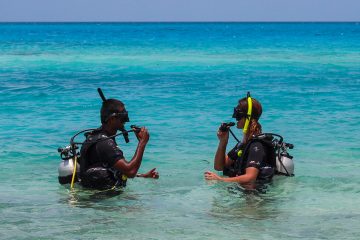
[79,97,159,190]
[204,93,275,189]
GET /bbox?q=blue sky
[0,0,359,22]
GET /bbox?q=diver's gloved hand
[137,168,159,179]
[217,126,229,144]
[135,127,150,145]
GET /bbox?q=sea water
[0,23,359,239]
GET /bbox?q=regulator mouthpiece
[130,125,141,133]
[119,126,129,143]
[219,122,235,132]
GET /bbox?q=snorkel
[242,92,252,135]
[58,88,142,189]
[97,87,107,102]
[220,92,295,176]
[70,88,141,146]
[98,88,132,143]
[67,88,141,146]
[231,91,253,138]
[220,92,254,144]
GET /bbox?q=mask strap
[243,92,252,134]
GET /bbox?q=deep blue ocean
[0,23,359,239]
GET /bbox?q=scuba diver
[58,88,159,190]
[204,92,294,189]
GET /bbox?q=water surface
[0,23,359,239]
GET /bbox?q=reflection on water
[57,185,144,211]
[66,188,123,206]
[209,183,279,221]
[207,176,300,222]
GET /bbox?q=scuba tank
[58,158,80,184]
[249,133,295,177]
[57,125,141,187]
[276,152,294,176]
[223,126,296,177]
[225,91,295,178]
[255,133,294,176]
[57,88,142,189]
[57,145,80,184]
[269,134,294,176]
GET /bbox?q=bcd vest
[224,136,276,179]
[79,130,127,189]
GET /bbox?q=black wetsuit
[225,141,275,181]
[80,129,126,189]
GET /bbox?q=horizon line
[0,21,359,24]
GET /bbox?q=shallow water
[0,23,359,239]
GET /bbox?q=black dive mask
[106,109,130,123]
[232,107,247,121]
[98,88,130,123]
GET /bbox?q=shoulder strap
[236,140,254,174]
[80,131,108,174]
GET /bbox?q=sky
[0,0,359,22]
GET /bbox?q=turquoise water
[0,23,359,239]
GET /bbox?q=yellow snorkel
[243,92,252,135]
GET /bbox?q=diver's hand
[137,168,159,179]
[204,171,222,181]
[136,127,150,145]
[217,128,229,144]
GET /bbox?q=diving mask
[105,109,130,123]
[232,92,253,134]
[232,107,248,121]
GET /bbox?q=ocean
[0,23,359,239]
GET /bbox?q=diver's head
[101,99,129,130]
[232,93,262,140]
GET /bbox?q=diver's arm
[214,141,227,170]
[220,167,259,183]
[214,130,232,170]
[204,167,259,184]
[113,127,149,178]
[113,141,146,178]
[136,168,159,179]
